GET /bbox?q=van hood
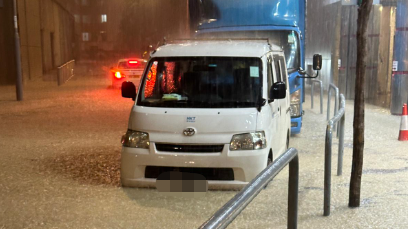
[129,106,258,144]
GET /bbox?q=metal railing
[327,83,339,132]
[311,79,323,114]
[324,94,346,216]
[199,148,299,229]
[57,60,75,86]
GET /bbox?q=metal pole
[327,90,332,121]
[337,113,345,176]
[199,148,299,229]
[311,83,315,109]
[13,0,23,101]
[312,80,324,114]
[57,67,61,86]
[288,155,299,229]
[319,82,323,114]
[324,123,333,216]
[333,89,339,132]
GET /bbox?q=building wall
[0,0,18,85]
[307,1,396,109]
[306,1,341,90]
[338,5,395,108]
[40,0,75,74]
[17,0,43,81]
[72,0,189,62]
[118,0,190,58]
[0,0,75,85]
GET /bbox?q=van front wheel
[286,131,290,149]
[267,150,273,166]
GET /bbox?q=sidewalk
[0,78,407,228]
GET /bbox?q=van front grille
[145,166,234,181]
[155,144,224,153]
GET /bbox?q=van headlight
[121,130,150,149]
[290,89,301,117]
[229,131,266,151]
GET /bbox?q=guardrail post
[320,83,323,114]
[311,80,323,114]
[57,60,75,86]
[288,155,299,229]
[311,83,315,109]
[199,148,299,229]
[327,90,331,121]
[57,67,61,86]
[327,84,340,133]
[324,94,345,216]
[337,110,345,176]
[324,123,333,216]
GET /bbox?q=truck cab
[189,0,306,134]
[120,39,291,189]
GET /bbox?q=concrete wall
[0,0,18,85]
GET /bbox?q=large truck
[189,0,308,134]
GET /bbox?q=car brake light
[115,72,123,79]
[128,60,138,64]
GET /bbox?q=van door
[267,55,281,155]
[273,55,286,152]
[275,55,290,147]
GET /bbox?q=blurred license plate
[156,171,208,195]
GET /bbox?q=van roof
[152,39,281,58]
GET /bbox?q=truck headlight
[290,89,301,117]
[121,130,150,149]
[229,131,266,151]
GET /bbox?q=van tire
[286,131,290,149]
[267,150,273,166]
[264,149,274,189]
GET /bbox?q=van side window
[267,56,273,100]
[273,55,282,82]
[278,56,288,87]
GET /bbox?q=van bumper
[120,144,268,190]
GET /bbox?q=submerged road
[0,77,407,228]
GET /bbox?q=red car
[111,58,147,89]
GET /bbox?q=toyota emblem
[183,128,196,136]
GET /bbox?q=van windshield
[137,57,263,108]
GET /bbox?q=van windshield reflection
[138,57,262,108]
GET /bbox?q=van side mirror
[122,81,136,100]
[271,82,286,100]
[313,54,322,70]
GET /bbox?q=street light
[13,0,23,101]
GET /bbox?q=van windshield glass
[138,57,262,108]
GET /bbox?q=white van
[120,39,291,189]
